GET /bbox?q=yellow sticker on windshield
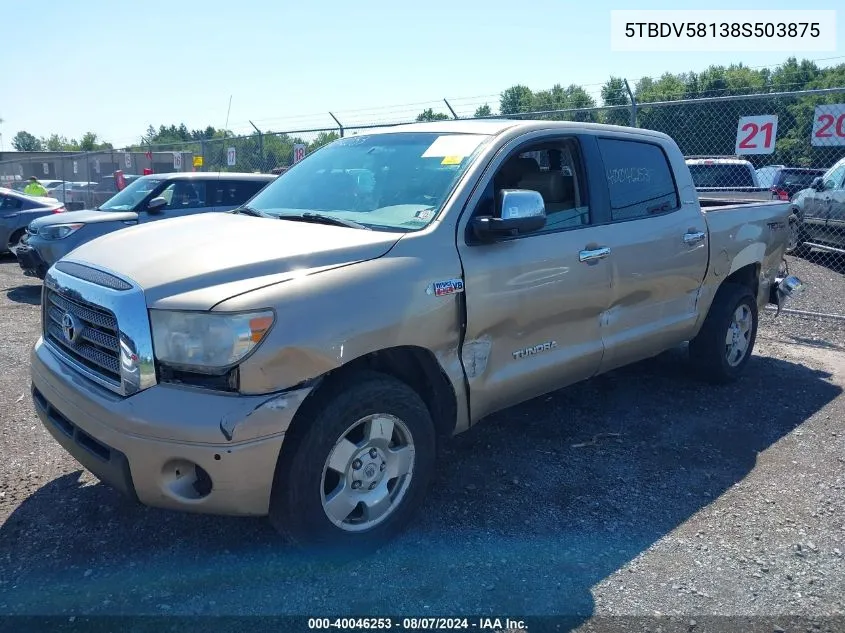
[441,155,462,165]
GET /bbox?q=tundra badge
[513,341,558,359]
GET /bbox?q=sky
[1,0,843,150]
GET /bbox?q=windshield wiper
[232,205,268,217]
[278,212,371,230]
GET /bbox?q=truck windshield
[99,177,163,211]
[245,132,492,231]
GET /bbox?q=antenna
[223,95,233,137]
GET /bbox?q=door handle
[579,247,611,262]
[683,231,706,245]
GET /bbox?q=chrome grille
[53,262,132,291]
[43,289,121,386]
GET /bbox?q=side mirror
[146,196,167,213]
[811,176,824,191]
[471,189,546,241]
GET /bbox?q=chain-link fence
[3,87,845,317]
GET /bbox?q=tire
[269,370,436,551]
[689,283,758,384]
[6,229,25,255]
[787,213,810,258]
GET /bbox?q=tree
[600,76,632,126]
[79,132,112,151]
[473,104,492,118]
[499,85,534,116]
[308,131,340,151]
[12,131,43,152]
[415,108,450,122]
[43,134,79,151]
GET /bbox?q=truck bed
[699,197,782,209]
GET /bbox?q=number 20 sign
[811,104,845,146]
[735,115,778,155]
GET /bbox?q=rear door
[593,136,709,374]
[209,179,270,211]
[822,164,845,245]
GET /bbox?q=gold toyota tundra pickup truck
[30,120,804,548]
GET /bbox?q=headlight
[150,309,275,374]
[38,223,84,240]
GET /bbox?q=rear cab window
[210,180,269,207]
[597,138,680,221]
[687,162,756,188]
[776,169,825,189]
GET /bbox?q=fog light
[161,459,213,500]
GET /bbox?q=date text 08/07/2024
[307,617,528,631]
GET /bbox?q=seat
[516,171,584,228]
[517,171,575,211]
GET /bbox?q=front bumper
[31,337,312,516]
[15,244,48,279]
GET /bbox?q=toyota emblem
[61,312,81,344]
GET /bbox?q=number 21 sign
[735,115,778,155]
[811,104,845,146]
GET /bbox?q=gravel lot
[1,253,844,632]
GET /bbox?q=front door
[138,179,212,223]
[803,163,845,244]
[457,135,613,422]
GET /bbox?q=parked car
[63,181,99,211]
[0,188,65,254]
[685,156,773,202]
[85,174,143,208]
[757,166,827,201]
[29,120,802,549]
[16,172,274,278]
[788,156,845,255]
[46,181,96,206]
[754,164,786,188]
[9,179,63,196]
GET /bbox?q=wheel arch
[277,345,459,466]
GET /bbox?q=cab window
[473,137,590,235]
[209,180,268,207]
[598,138,680,221]
[157,181,207,209]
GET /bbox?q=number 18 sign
[735,115,778,155]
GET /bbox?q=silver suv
[16,172,275,279]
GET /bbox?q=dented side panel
[213,233,472,433]
[456,226,613,423]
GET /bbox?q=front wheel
[689,283,758,384]
[6,229,25,255]
[787,213,811,258]
[269,371,436,550]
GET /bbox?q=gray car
[16,172,275,278]
[0,187,66,255]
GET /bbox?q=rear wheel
[787,213,810,258]
[689,283,758,384]
[269,371,436,551]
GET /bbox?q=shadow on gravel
[0,349,840,623]
[5,285,41,306]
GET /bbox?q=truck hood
[29,208,137,229]
[63,213,402,310]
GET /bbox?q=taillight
[52,206,66,213]
[772,188,789,201]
